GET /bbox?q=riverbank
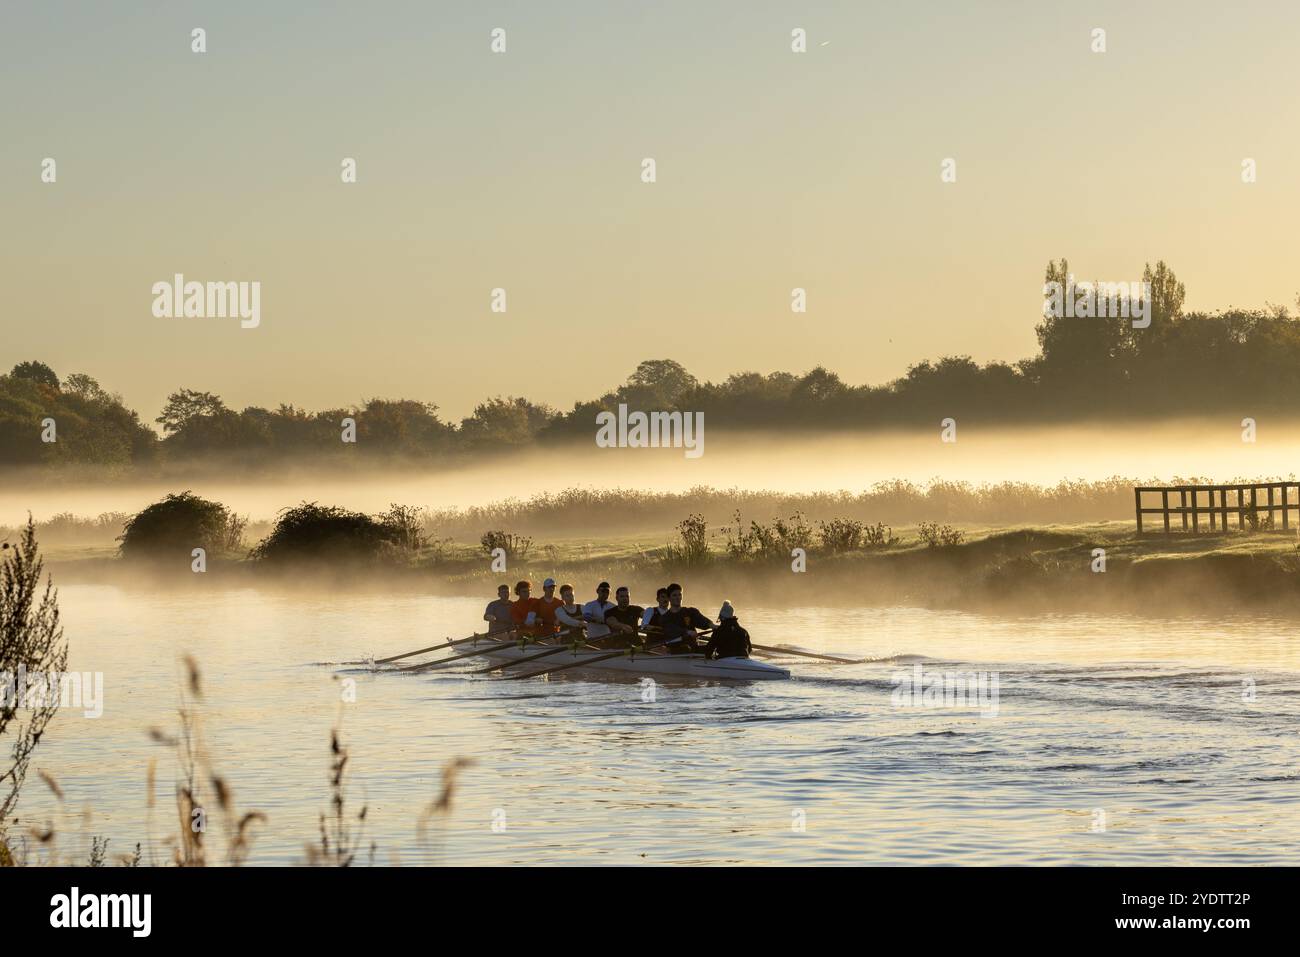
[41,523,1300,616]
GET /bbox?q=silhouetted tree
[356,398,454,455]
[1144,260,1186,326]
[618,359,698,408]
[156,389,228,435]
[12,258,1300,469]
[460,396,556,448]
[9,361,59,390]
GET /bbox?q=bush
[379,504,428,553]
[816,518,898,553]
[662,513,711,567]
[118,491,245,560]
[817,517,863,552]
[723,510,812,561]
[251,502,423,564]
[479,530,533,561]
[1242,507,1274,532]
[862,521,898,549]
[917,522,965,548]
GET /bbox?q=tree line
[5,261,1300,469]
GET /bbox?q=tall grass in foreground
[0,519,68,829]
[5,658,474,867]
[307,728,372,867]
[143,656,265,866]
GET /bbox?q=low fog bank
[4,418,1299,530]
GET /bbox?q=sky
[3,0,1300,421]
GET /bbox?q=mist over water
[5,419,1298,525]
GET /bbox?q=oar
[466,631,606,675]
[507,629,712,681]
[505,638,671,681]
[750,643,863,663]
[642,625,711,655]
[375,629,515,664]
[400,632,544,673]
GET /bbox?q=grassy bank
[18,481,1300,616]
[422,523,1300,616]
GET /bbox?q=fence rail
[1134,482,1300,534]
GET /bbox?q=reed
[10,663,472,866]
[305,726,373,867]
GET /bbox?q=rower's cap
[597,581,611,590]
[717,600,736,621]
[543,577,556,587]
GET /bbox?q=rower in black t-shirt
[604,586,645,648]
[657,583,711,654]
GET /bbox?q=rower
[702,601,752,660]
[483,583,513,635]
[641,587,670,630]
[509,580,543,637]
[536,577,564,634]
[657,583,711,654]
[582,581,616,641]
[603,585,644,648]
[554,583,586,639]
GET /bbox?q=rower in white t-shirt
[581,581,616,640]
[641,587,670,629]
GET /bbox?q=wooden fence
[1134,482,1300,534]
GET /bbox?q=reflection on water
[17,586,1300,865]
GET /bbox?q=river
[12,585,1300,865]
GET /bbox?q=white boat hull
[473,638,791,681]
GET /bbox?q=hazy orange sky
[4,0,1299,421]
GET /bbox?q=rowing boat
[471,637,791,681]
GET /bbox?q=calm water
[15,585,1300,865]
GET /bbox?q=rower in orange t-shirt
[509,580,543,637]
[535,577,565,635]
